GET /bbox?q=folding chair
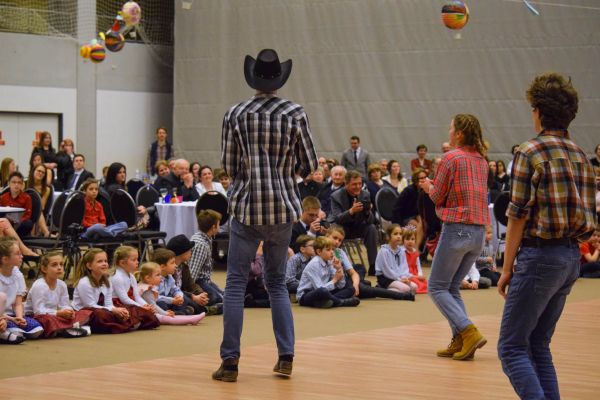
[196,191,230,264]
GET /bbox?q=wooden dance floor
[2,299,599,400]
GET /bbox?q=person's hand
[45,162,57,169]
[498,270,513,299]
[419,177,432,194]
[460,280,469,289]
[332,257,342,270]
[471,281,479,290]
[167,310,175,317]
[492,265,498,272]
[193,293,209,306]
[349,199,364,215]
[172,296,184,306]
[353,282,360,297]
[56,309,74,320]
[486,256,494,263]
[400,278,410,284]
[417,275,427,281]
[182,172,194,188]
[309,219,321,234]
[318,210,327,220]
[0,318,6,332]
[137,205,147,214]
[112,307,129,320]
[143,304,154,311]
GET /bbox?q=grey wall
[173,0,600,170]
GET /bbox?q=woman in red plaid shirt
[420,114,490,361]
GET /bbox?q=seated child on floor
[152,248,203,315]
[1,291,24,344]
[285,235,315,297]
[402,226,428,294]
[167,234,222,315]
[297,236,359,308]
[0,237,43,340]
[474,225,501,286]
[137,262,205,325]
[579,226,600,278]
[71,248,138,334]
[80,179,127,239]
[245,242,271,308]
[460,265,491,290]
[328,224,414,301]
[110,245,160,330]
[189,210,224,305]
[375,225,417,295]
[25,251,92,338]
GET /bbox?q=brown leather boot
[273,359,293,376]
[436,334,463,357]
[453,324,487,360]
[212,358,239,382]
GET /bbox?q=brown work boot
[273,358,293,376]
[436,334,463,358]
[453,324,487,360]
[212,358,239,382]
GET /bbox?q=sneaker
[313,299,334,308]
[338,297,360,307]
[212,359,239,382]
[23,326,44,340]
[207,303,224,316]
[273,359,293,376]
[61,327,89,338]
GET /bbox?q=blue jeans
[497,245,580,400]
[220,219,295,360]
[428,223,485,335]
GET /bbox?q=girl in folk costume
[137,262,205,325]
[110,246,160,330]
[25,251,92,338]
[402,226,428,294]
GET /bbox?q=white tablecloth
[155,201,199,242]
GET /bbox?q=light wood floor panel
[2,299,599,400]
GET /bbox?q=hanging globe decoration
[441,1,469,30]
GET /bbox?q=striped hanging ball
[441,1,469,30]
[90,43,106,63]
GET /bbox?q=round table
[0,206,25,222]
[155,201,199,242]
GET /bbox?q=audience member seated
[154,159,199,202]
[29,152,53,187]
[297,170,322,200]
[244,242,271,308]
[31,131,57,185]
[382,159,408,194]
[103,162,127,196]
[190,162,201,185]
[0,218,37,256]
[474,225,501,286]
[146,126,175,176]
[154,160,170,182]
[0,172,34,237]
[311,167,325,185]
[290,196,327,253]
[487,160,502,203]
[64,154,94,191]
[590,144,600,168]
[460,265,491,290]
[392,168,427,248]
[579,226,600,278]
[328,170,378,275]
[195,165,227,197]
[80,179,127,240]
[495,160,510,192]
[365,163,385,206]
[26,164,50,237]
[1,158,16,188]
[317,165,346,216]
[216,170,232,197]
[379,159,389,176]
[410,144,432,176]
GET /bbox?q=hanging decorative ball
[121,2,142,26]
[441,1,469,30]
[105,30,126,52]
[89,43,106,63]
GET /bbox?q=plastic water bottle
[135,169,140,180]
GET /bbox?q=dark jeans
[343,223,378,275]
[16,219,34,237]
[298,286,354,307]
[580,262,600,278]
[497,245,580,400]
[286,281,299,294]
[479,268,501,286]
[196,278,224,305]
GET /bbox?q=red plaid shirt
[429,146,490,225]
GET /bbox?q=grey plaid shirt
[221,93,318,225]
[189,231,213,282]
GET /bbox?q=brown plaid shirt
[507,130,597,240]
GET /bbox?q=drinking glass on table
[159,188,168,203]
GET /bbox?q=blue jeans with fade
[497,245,580,400]
[428,223,485,335]
[220,219,295,360]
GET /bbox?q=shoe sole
[273,368,292,376]
[212,373,237,382]
[452,338,487,361]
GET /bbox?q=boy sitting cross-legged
[296,236,359,308]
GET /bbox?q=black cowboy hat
[244,49,292,92]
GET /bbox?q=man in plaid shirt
[497,73,597,400]
[213,49,318,382]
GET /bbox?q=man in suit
[65,154,94,191]
[317,165,346,216]
[289,196,327,253]
[329,170,378,275]
[340,136,370,178]
[154,158,198,201]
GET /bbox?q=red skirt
[409,277,428,294]
[34,310,93,338]
[112,299,160,331]
[86,308,136,334]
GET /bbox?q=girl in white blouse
[25,251,92,338]
[374,225,417,295]
[110,246,159,330]
[0,237,44,341]
[71,248,137,334]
